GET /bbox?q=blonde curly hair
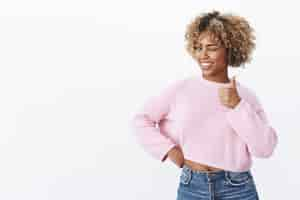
[184,10,256,67]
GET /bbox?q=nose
[198,49,209,59]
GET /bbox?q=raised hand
[218,76,241,109]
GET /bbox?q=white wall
[0,0,298,199]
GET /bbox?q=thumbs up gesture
[218,76,241,109]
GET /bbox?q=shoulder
[160,76,191,93]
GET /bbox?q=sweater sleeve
[225,97,278,158]
[130,80,185,162]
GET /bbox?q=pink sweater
[130,75,278,172]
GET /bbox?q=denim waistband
[182,164,251,183]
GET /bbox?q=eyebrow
[195,43,219,47]
[201,43,218,46]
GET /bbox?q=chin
[201,69,216,76]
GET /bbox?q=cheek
[212,52,227,66]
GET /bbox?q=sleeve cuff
[230,98,245,112]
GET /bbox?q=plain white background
[0,0,299,199]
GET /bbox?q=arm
[226,97,278,158]
[130,79,186,162]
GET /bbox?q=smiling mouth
[200,62,213,70]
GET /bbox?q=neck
[202,73,230,83]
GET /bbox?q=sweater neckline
[194,75,233,87]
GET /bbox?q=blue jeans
[177,164,260,200]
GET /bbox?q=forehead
[196,32,220,44]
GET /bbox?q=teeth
[201,63,211,66]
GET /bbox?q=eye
[193,46,220,52]
[194,46,202,51]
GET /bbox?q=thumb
[230,76,237,88]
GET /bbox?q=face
[192,32,229,81]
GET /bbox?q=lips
[200,61,213,70]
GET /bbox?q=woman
[131,10,278,200]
